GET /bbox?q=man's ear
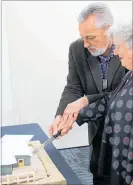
[105,24,111,35]
[128,48,132,61]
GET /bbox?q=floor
[59,146,93,185]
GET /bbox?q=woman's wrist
[79,97,89,109]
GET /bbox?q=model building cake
[0,135,66,185]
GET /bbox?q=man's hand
[48,97,88,138]
[57,97,88,136]
[58,114,74,136]
[48,115,62,136]
[48,115,74,137]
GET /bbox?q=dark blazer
[56,38,127,144]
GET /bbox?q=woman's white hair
[78,2,113,28]
[112,21,132,48]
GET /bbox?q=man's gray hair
[112,21,132,48]
[78,2,114,28]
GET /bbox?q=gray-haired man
[49,3,128,185]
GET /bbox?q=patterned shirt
[99,44,115,79]
[77,71,133,185]
[100,71,133,185]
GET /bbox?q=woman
[59,22,132,185]
[76,22,133,185]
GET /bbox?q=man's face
[114,37,132,71]
[79,15,110,56]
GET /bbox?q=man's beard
[88,38,109,56]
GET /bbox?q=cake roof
[0,135,33,166]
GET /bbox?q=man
[49,2,127,185]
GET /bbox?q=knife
[32,130,62,155]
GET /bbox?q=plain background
[2,1,132,149]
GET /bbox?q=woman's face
[114,38,132,71]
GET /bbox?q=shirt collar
[99,44,115,60]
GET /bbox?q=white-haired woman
[75,22,133,185]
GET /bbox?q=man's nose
[84,40,90,48]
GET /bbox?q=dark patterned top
[77,71,133,185]
[99,44,115,79]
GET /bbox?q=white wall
[0,0,1,126]
[2,5,17,125]
[2,1,132,148]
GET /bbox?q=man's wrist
[56,115,62,120]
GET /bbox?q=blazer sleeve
[55,44,84,116]
[76,92,111,126]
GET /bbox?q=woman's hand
[56,97,89,136]
[63,97,89,121]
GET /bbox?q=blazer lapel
[87,55,103,93]
[107,55,121,88]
